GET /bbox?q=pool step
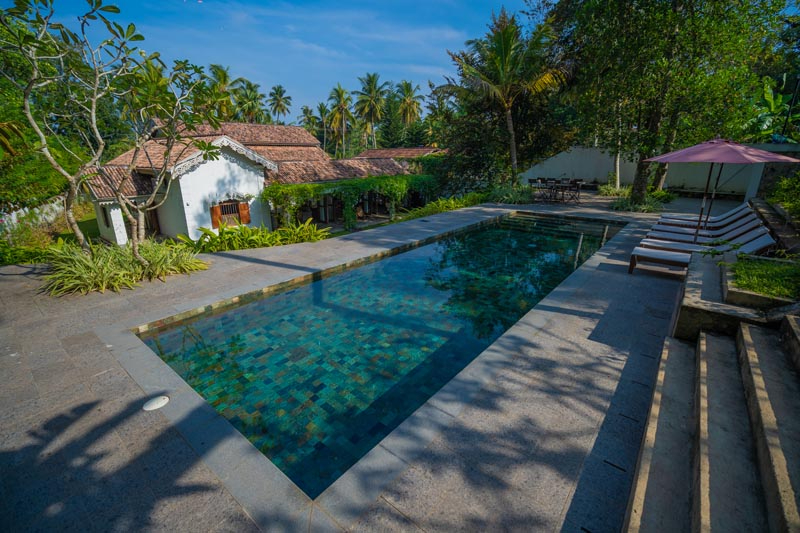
[503,214,611,237]
[627,320,800,532]
[738,322,800,532]
[693,331,768,532]
[625,336,695,532]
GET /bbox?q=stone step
[625,337,695,532]
[781,315,800,376]
[738,323,800,532]
[694,332,768,532]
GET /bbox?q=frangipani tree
[1,0,218,265]
[0,0,141,250]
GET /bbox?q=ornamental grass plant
[44,240,207,295]
[177,219,331,254]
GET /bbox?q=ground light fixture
[142,395,170,411]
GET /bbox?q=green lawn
[731,257,800,300]
[57,210,100,242]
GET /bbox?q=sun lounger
[646,218,763,244]
[638,226,769,253]
[659,202,750,223]
[629,233,776,274]
[647,214,759,239]
[655,204,752,229]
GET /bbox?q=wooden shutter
[237,202,251,224]
[210,204,221,229]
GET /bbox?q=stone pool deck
[0,195,738,532]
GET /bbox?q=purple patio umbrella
[645,139,800,242]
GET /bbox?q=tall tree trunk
[614,106,622,188]
[653,163,669,190]
[505,107,517,181]
[631,0,683,204]
[64,181,88,251]
[633,157,652,202]
[342,121,346,158]
[653,110,680,190]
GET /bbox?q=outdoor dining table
[529,178,583,203]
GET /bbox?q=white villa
[86,123,405,245]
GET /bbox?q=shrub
[0,239,50,265]
[768,172,800,218]
[610,196,664,213]
[598,184,631,197]
[648,188,677,203]
[43,241,207,296]
[176,220,330,254]
[400,192,487,220]
[485,185,535,204]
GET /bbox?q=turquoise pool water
[138,213,622,498]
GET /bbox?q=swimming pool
[138,213,622,498]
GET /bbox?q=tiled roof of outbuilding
[267,158,406,185]
[84,166,155,200]
[177,122,320,146]
[355,147,444,159]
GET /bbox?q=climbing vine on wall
[260,174,438,229]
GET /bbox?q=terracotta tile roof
[109,123,323,171]
[250,145,330,162]
[85,166,155,200]
[174,122,320,146]
[106,138,199,169]
[267,158,406,185]
[355,147,444,159]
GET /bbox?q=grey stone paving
[0,195,738,532]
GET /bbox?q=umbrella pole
[694,163,715,243]
[703,164,725,227]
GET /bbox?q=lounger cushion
[659,203,749,222]
[649,214,757,236]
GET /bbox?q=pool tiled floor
[0,196,738,531]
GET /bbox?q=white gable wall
[176,148,271,240]
[93,203,128,245]
[156,181,188,238]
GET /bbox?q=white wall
[176,148,270,240]
[93,203,128,245]
[520,144,794,199]
[520,147,638,184]
[156,180,188,238]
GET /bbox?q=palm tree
[353,72,390,148]
[327,84,354,158]
[396,80,424,131]
[450,9,565,176]
[208,64,241,120]
[232,80,270,124]
[299,105,318,134]
[268,84,292,124]
[316,102,330,153]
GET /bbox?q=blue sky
[64,0,531,122]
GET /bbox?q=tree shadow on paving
[0,395,280,532]
[339,323,635,530]
[343,263,677,530]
